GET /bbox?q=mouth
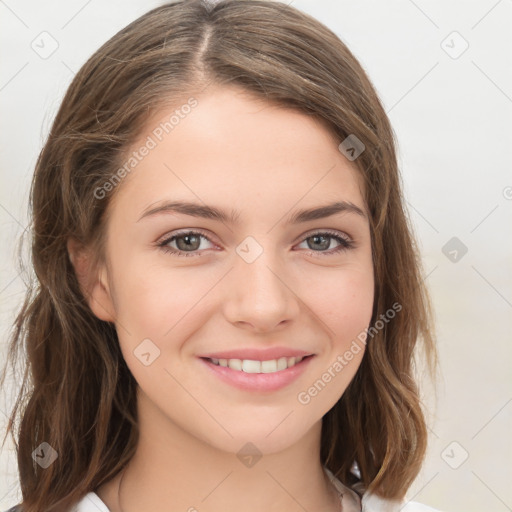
[202,355,313,374]
[198,354,315,392]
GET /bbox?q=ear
[67,237,116,323]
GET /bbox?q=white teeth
[276,357,288,371]
[209,356,307,373]
[261,359,277,373]
[242,359,261,373]
[228,359,242,371]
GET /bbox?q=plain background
[1,0,511,510]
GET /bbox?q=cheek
[291,267,373,420]
[301,264,374,343]
[110,263,214,384]
[112,250,374,344]
[110,256,213,334]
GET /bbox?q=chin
[196,416,320,458]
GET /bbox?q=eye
[157,230,215,257]
[156,229,355,258]
[295,230,355,256]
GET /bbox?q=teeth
[242,359,261,373]
[276,357,288,371]
[228,359,243,371]
[261,359,277,373]
[209,356,305,373]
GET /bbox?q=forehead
[108,85,366,221]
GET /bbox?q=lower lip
[198,356,315,392]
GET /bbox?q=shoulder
[324,466,442,512]
[362,492,442,512]
[2,493,110,512]
[71,492,110,512]
[401,502,442,512]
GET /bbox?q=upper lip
[199,347,314,361]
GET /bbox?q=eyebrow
[137,200,367,224]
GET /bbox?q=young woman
[1,1,439,511]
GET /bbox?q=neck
[106,389,341,512]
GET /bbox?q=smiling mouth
[202,355,314,374]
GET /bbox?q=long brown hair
[1,1,437,510]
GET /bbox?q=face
[87,85,374,455]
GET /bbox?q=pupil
[178,234,199,251]
[311,235,329,250]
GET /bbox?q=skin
[69,85,374,512]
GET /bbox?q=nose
[223,241,300,332]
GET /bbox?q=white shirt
[70,468,442,512]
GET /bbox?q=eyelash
[156,229,355,258]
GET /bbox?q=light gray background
[1,1,511,510]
